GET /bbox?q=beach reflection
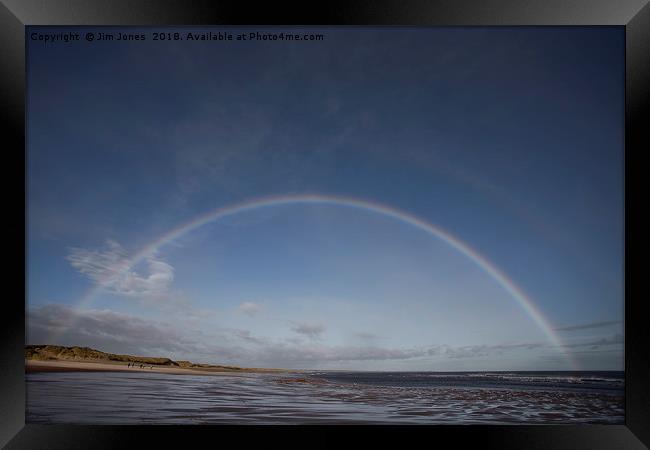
[26,372,624,424]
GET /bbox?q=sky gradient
[27,26,624,371]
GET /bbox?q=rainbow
[58,193,574,367]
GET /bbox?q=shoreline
[25,359,295,376]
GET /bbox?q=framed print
[1,0,648,448]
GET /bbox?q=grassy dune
[26,345,179,366]
[25,345,255,371]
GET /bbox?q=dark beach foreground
[26,370,624,424]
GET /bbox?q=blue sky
[27,27,624,370]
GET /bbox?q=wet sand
[26,370,625,424]
[25,359,293,376]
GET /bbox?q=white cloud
[67,240,174,298]
[238,301,262,316]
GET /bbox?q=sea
[26,370,624,424]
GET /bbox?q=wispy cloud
[439,342,546,359]
[555,320,622,332]
[66,240,216,324]
[232,329,266,345]
[169,105,273,202]
[563,333,623,349]
[290,322,325,339]
[354,332,381,341]
[27,303,250,362]
[67,240,173,298]
[27,304,197,356]
[238,302,262,316]
[253,344,430,364]
[27,304,624,370]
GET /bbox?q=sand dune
[25,345,293,375]
[25,359,248,376]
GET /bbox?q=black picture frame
[2,1,648,448]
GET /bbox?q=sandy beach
[25,359,291,376]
